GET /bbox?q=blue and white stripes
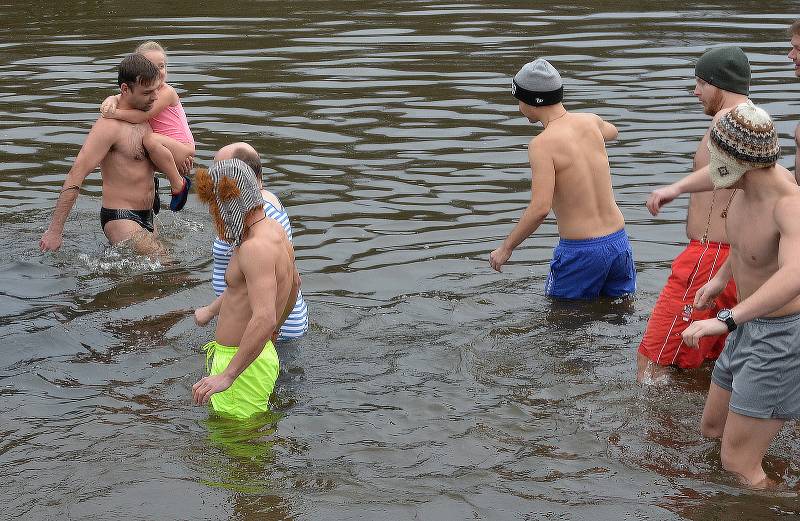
[212,199,309,340]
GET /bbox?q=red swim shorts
[638,240,738,369]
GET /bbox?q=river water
[2,2,800,520]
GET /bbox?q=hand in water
[489,246,511,272]
[39,229,63,252]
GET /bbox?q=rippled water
[2,2,800,519]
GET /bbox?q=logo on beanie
[536,98,543,104]
[717,166,729,177]
[511,82,517,96]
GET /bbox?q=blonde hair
[135,41,166,57]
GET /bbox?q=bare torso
[725,166,800,317]
[99,118,156,210]
[685,109,738,243]
[216,218,296,346]
[545,112,624,239]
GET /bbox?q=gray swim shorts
[711,312,800,419]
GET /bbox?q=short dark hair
[789,19,800,37]
[118,53,159,89]
[231,146,262,180]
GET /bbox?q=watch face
[717,309,732,320]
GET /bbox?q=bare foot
[194,306,213,326]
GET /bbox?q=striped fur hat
[708,101,780,189]
[195,159,263,247]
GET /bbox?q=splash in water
[77,240,163,273]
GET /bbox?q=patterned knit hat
[512,58,563,107]
[708,102,780,189]
[195,159,263,247]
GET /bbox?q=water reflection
[2,0,800,519]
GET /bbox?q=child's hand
[100,96,118,118]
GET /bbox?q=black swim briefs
[100,208,154,233]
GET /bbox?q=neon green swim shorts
[202,340,280,419]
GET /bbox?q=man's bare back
[536,112,624,240]
[490,58,634,300]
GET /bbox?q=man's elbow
[528,206,550,221]
[249,312,276,334]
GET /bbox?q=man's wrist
[219,369,237,383]
[716,308,738,332]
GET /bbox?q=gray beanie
[695,46,750,96]
[512,58,563,106]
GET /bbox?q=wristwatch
[716,308,737,332]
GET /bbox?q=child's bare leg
[143,134,195,211]
[143,133,185,191]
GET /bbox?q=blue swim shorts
[544,228,636,300]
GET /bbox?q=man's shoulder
[90,115,131,137]
[773,183,800,221]
[242,222,286,251]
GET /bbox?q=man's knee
[700,418,724,439]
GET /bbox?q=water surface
[2,2,800,519]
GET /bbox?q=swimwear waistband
[558,228,627,247]
[688,239,730,249]
[750,311,800,325]
[202,340,275,372]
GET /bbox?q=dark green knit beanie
[695,46,750,95]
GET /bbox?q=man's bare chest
[110,123,149,162]
[224,255,247,292]
[726,201,779,268]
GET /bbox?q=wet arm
[105,86,176,124]
[499,144,555,252]
[647,165,714,216]
[45,120,115,236]
[730,198,800,323]
[217,243,277,382]
[207,292,225,318]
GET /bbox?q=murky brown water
[2,2,800,519]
